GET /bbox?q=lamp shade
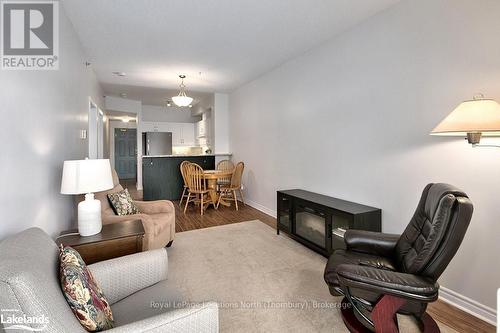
[172,95,193,107]
[431,98,500,136]
[61,159,113,194]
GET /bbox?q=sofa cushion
[110,280,184,327]
[59,246,114,331]
[107,189,140,216]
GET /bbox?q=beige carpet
[166,220,456,333]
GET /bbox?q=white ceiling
[63,0,399,93]
[101,83,212,107]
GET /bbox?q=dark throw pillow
[107,188,140,216]
[59,245,114,331]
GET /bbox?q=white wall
[105,96,141,114]
[103,116,110,159]
[97,109,104,158]
[229,0,500,319]
[214,93,230,153]
[0,8,104,238]
[142,105,201,123]
[88,101,98,158]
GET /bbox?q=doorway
[88,100,104,159]
[114,128,137,180]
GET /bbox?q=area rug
[166,220,456,333]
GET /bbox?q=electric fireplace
[277,189,381,257]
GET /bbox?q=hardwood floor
[428,301,495,333]
[123,180,495,333]
[173,199,276,232]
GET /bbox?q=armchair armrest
[101,213,151,225]
[107,302,219,333]
[344,230,400,257]
[88,249,168,305]
[336,264,439,302]
[134,200,174,214]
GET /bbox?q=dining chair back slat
[217,160,234,185]
[186,163,206,192]
[180,161,190,185]
[179,161,191,206]
[217,161,245,211]
[230,162,244,188]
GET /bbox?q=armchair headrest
[424,183,467,219]
[396,183,473,279]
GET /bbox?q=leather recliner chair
[324,183,473,333]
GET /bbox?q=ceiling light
[172,75,193,107]
[166,100,172,107]
[188,104,193,108]
[112,71,126,77]
[122,118,130,123]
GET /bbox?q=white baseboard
[245,199,498,327]
[245,199,276,218]
[439,287,497,326]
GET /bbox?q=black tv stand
[277,189,381,257]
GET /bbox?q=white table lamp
[61,159,114,236]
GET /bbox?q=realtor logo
[1,308,49,331]
[1,0,59,70]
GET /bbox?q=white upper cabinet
[169,123,195,146]
[181,123,195,146]
[171,124,182,146]
[141,121,195,146]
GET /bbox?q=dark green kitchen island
[142,155,216,201]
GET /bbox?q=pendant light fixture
[172,75,193,107]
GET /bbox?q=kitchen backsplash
[172,146,204,155]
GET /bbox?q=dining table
[203,169,234,208]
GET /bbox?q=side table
[56,219,145,264]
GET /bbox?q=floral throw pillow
[59,246,114,331]
[107,189,140,216]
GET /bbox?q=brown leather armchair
[90,170,175,251]
[324,183,473,333]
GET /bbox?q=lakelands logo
[0,0,59,70]
[1,309,49,331]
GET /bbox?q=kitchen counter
[143,153,232,158]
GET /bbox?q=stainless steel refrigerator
[143,132,172,156]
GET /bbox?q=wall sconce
[430,94,500,147]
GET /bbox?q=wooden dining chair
[179,161,190,207]
[184,163,211,215]
[216,160,234,190]
[217,161,245,210]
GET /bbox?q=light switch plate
[80,129,87,139]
